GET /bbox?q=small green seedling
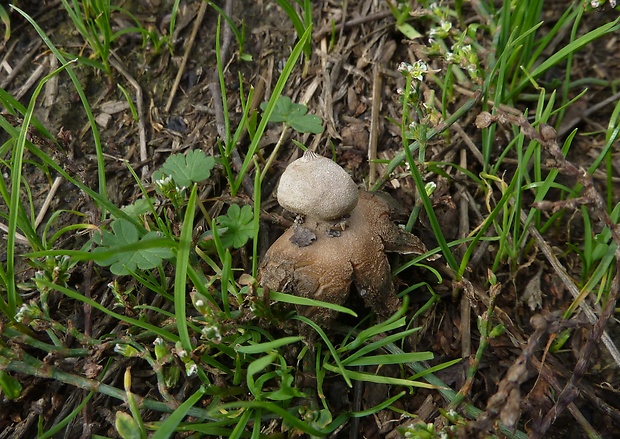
[93,219,174,275]
[260,96,323,134]
[216,204,255,249]
[259,96,324,181]
[152,149,215,189]
[120,198,153,219]
[200,204,255,251]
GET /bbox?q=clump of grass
[60,0,173,73]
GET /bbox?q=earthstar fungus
[259,150,427,340]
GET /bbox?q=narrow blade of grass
[151,387,206,439]
[175,184,198,353]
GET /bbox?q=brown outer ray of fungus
[259,190,427,340]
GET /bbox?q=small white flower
[430,19,452,38]
[177,349,188,359]
[15,304,30,322]
[440,20,452,33]
[185,361,198,376]
[202,325,222,343]
[424,182,437,197]
[398,62,411,73]
[15,301,43,322]
[114,344,140,357]
[155,175,173,187]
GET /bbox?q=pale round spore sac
[277,150,359,221]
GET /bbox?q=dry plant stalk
[476,110,620,438]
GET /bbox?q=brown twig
[474,314,549,432]
[35,176,62,229]
[0,40,42,89]
[477,110,620,438]
[557,89,620,138]
[165,1,208,113]
[368,64,382,185]
[110,57,148,179]
[531,268,618,438]
[313,10,393,41]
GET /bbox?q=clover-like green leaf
[93,219,174,275]
[152,149,215,189]
[120,198,153,219]
[261,96,324,134]
[217,204,255,249]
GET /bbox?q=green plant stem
[260,125,289,182]
[371,89,481,191]
[124,368,148,439]
[1,346,218,420]
[252,159,261,278]
[175,184,198,353]
[232,25,312,195]
[383,343,526,439]
[13,6,108,218]
[449,330,490,408]
[2,326,89,357]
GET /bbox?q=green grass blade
[322,363,436,389]
[36,279,179,342]
[228,407,252,439]
[38,391,95,438]
[232,25,311,195]
[342,328,421,366]
[4,58,75,317]
[293,315,352,387]
[12,6,108,217]
[151,387,206,439]
[342,352,433,367]
[175,184,198,353]
[212,400,329,436]
[235,337,304,354]
[270,291,357,317]
[510,16,620,100]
